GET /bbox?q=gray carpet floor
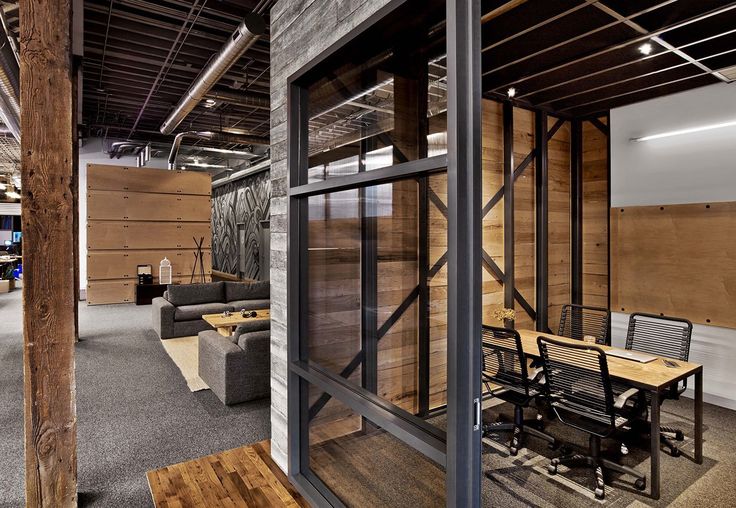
[0,290,270,507]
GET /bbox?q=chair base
[661,425,686,457]
[483,405,556,456]
[547,435,646,500]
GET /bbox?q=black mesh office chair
[537,336,647,499]
[558,303,611,345]
[481,325,555,455]
[626,312,693,456]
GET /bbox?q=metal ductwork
[168,130,269,169]
[159,13,266,135]
[0,16,20,141]
[204,88,270,110]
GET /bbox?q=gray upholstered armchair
[198,320,270,405]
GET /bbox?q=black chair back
[537,336,616,436]
[558,304,610,345]
[481,325,528,397]
[625,312,692,361]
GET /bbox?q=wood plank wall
[548,117,572,331]
[86,164,212,304]
[582,118,609,309]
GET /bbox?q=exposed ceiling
[82,0,275,174]
[0,1,19,187]
[481,0,736,117]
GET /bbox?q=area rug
[160,336,209,392]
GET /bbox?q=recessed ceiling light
[507,87,517,98]
[638,42,653,55]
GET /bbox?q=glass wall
[286,0,483,505]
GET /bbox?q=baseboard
[682,389,736,411]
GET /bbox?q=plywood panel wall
[611,201,736,328]
[86,164,212,305]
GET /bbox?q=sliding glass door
[286,0,482,505]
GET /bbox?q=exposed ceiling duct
[0,10,19,141]
[204,88,270,110]
[159,12,266,135]
[168,130,269,169]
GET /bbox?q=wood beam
[20,0,78,506]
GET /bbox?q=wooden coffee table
[202,309,270,337]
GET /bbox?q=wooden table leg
[650,390,660,500]
[217,326,232,337]
[695,370,703,464]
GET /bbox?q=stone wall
[269,0,393,472]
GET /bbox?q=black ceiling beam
[482,2,736,96]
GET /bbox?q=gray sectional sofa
[198,324,270,405]
[151,281,270,340]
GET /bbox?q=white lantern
[159,257,172,285]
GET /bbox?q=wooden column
[20,1,78,506]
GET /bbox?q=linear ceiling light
[631,119,736,142]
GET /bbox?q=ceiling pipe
[0,17,19,141]
[204,88,270,110]
[168,130,269,169]
[159,13,266,135]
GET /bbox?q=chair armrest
[199,330,243,357]
[528,367,545,382]
[614,387,641,409]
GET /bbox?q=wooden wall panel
[87,250,212,281]
[513,107,536,329]
[87,190,211,222]
[611,201,736,329]
[548,117,572,331]
[87,164,211,195]
[87,164,212,304]
[481,100,505,326]
[87,275,204,305]
[582,119,609,309]
[87,221,212,250]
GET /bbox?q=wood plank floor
[146,440,310,507]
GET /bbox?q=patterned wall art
[211,169,271,280]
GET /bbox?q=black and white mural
[211,170,271,280]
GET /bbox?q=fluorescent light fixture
[631,119,736,142]
[186,162,228,169]
[507,87,517,98]
[5,191,20,199]
[638,42,653,55]
[204,98,217,108]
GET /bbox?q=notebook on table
[605,349,658,363]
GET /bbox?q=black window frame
[285,0,482,505]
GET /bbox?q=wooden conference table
[517,329,703,500]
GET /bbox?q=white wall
[610,82,736,410]
[611,82,736,207]
[78,137,168,296]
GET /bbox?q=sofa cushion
[227,299,270,312]
[230,319,271,344]
[174,302,232,322]
[224,281,270,302]
[166,282,225,306]
[237,329,271,350]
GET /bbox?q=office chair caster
[594,467,605,500]
[635,477,647,491]
[509,446,518,456]
[620,443,629,455]
[670,447,681,457]
[547,460,558,475]
[675,430,685,441]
